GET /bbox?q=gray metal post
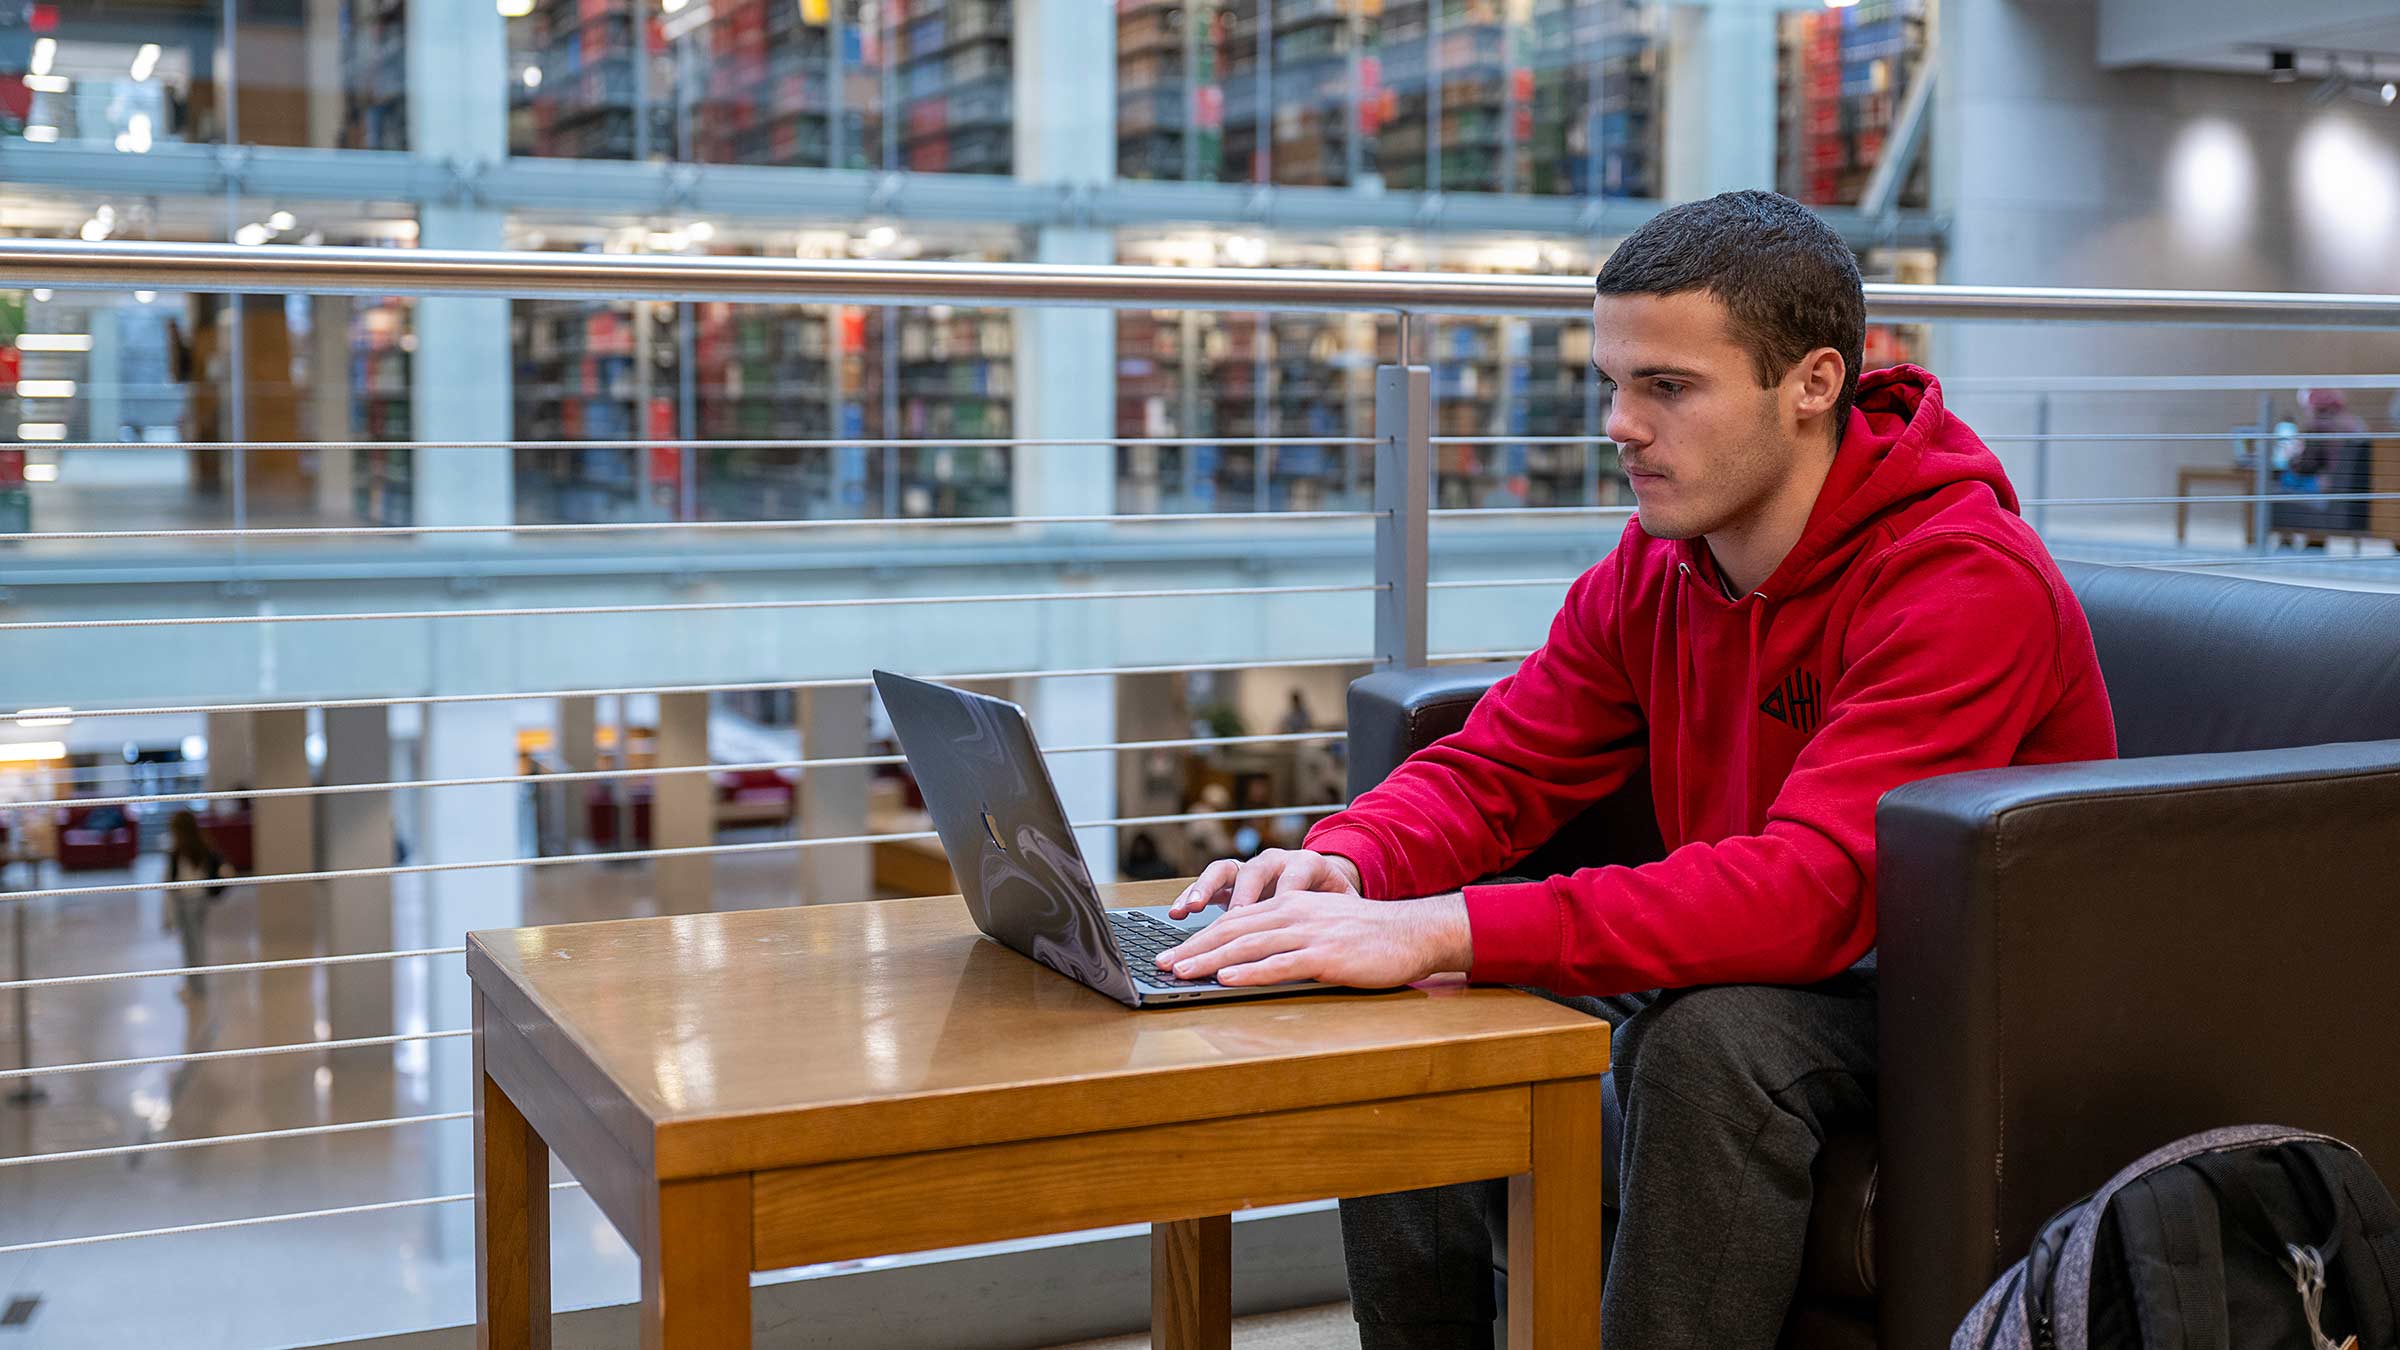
[7,892,43,1106]
[1375,364,1430,670]
[2030,392,2050,535]
[2254,390,2275,554]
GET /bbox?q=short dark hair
[1594,190,1866,437]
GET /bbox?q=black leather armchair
[1340,561,2400,1349]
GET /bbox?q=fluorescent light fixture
[17,379,77,398]
[497,0,535,15]
[131,43,162,82]
[29,37,55,76]
[14,707,73,728]
[23,125,58,143]
[22,463,58,482]
[17,424,67,440]
[17,334,91,351]
[0,741,68,765]
[268,209,296,231]
[24,74,69,94]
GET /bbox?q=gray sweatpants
[1339,973,1878,1350]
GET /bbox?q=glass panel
[6,18,205,149]
[504,0,1016,170]
[1776,0,1932,208]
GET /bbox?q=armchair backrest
[2061,561,2400,757]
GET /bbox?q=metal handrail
[9,239,2400,326]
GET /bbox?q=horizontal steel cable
[4,731,1349,816]
[2024,491,2400,507]
[0,1181,584,1257]
[0,582,1385,634]
[0,804,1342,906]
[1429,436,1615,446]
[29,436,1380,452]
[14,656,1380,721]
[0,1111,474,1169]
[0,946,467,995]
[3,508,1383,546]
[0,1030,473,1082]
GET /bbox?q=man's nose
[1604,400,1644,449]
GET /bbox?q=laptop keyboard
[1109,910,1220,989]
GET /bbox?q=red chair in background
[54,804,139,872]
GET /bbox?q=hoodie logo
[1760,668,1823,734]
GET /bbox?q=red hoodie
[1303,365,2118,997]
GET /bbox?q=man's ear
[1792,346,1846,423]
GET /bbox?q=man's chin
[1637,513,1703,541]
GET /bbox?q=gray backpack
[1954,1124,2400,1350]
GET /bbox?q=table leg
[1152,1214,1233,1350]
[642,1174,753,1350]
[475,994,551,1350]
[1508,1077,1605,1350]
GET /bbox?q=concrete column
[548,695,597,854]
[321,704,395,1118]
[1012,0,1114,185]
[306,0,346,148]
[652,691,713,913]
[1015,674,1119,886]
[406,0,511,536]
[310,295,357,522]
[251,708,319,957]
[202,710,255,792]
[1662,0,1780,202]
[798,686,870,905]
[1006,229,1120,884]
[86,304,122,444]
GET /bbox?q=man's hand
[1155,891,1472,988]
[1166,848,1363,920]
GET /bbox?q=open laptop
[873,669,1330,1007]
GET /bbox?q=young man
[1156,190,2119,1348]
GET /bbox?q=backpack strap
[2112,1167,2232,1350]
[2291,1145,2400,1350]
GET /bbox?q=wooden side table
[469,878,1611,1349]
[2175,466,2257,546]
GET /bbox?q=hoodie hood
[1706,364,2017,601]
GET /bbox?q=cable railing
[8,244,2400,1317]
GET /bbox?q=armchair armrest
[1874,738,2400,1349]
[1343,663,1518,801]
[1340,663,1664,880]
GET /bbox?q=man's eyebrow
[1590,359,1706,381]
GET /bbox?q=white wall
[1934,0,2400,538]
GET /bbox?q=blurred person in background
[161,809,229,999]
